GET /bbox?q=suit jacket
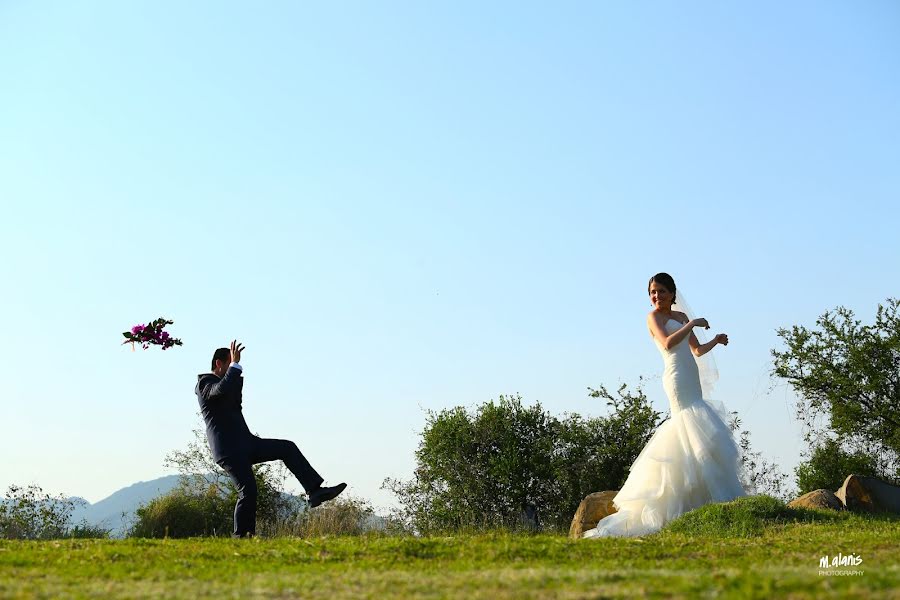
[195,367,253,462]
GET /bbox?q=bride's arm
[690,333,728,357]
[647,313,701,350]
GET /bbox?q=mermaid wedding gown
[583,318,747,538]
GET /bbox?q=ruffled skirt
[583,399,746,538]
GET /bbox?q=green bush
[795,438,879,494]
[0,485,67,540]
[384,384,663,534]
[67,521,111,539]
[130,486,233,538]
[0,484,108,539]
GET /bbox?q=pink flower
[123,317,182,351]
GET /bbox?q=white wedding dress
[583,318,747,538]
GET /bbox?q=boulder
[835,474,900,513]
[787,489,843,511]
[569,491,619,539]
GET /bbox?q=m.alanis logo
[819,553,863,568]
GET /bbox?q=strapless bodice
[653,318,703,412]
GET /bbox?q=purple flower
[123,317,182,351]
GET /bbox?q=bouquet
[122,318,183,350]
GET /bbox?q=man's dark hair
[211,347,230,371]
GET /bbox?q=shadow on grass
[661,494,899,538]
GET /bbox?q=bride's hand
[715,333,729,346]
[691,318,710,330]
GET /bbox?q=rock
[787,489,843,511]
[569,491,619,539]
[835,474,900,513]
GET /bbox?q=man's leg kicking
[217,457,257,537]
[250,437,323,492]
[250,437,346,507]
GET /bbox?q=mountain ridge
[69,475,182,537]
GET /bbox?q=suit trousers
[217,436,325,537]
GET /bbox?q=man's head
[211,347,231,377]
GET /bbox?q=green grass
[1,497,898,599]
[664,494,848,537]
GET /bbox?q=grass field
[1,497,898,599]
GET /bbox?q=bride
[583,272,747,538]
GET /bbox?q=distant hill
[69,475,182,538]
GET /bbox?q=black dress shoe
[308,482,347,508]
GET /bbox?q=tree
[384,385,663,534]
[0,484,109,539]
[772,298,900,484]
[794,438,878,495]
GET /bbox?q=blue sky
[1,1,897,507]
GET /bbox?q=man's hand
[230,340,245,364]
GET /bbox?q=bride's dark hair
[648,272,677,303]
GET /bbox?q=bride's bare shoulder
[672,311,689,324]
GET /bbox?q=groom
[195,340,346,537]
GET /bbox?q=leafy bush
[66,521,112,539]
[129,485,233,538]
[0,484,109,539]
[727,413,792,501]
[384,384,663,534]
[795,438,879,494]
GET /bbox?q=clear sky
[1,1,898,508]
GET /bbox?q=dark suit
[195,366,324,536]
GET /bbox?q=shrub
[129,485,233,538]
[67,521,112,539]
[268,496,377,537]
[0,484,109,539]
[384,385,663,534]
[795,438,880,494]
[727,413,792,501]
